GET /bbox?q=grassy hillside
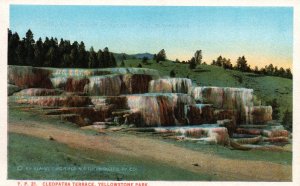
[120,59,292,120]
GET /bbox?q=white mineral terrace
[149,78,192,93]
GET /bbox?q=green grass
[8,132,216,180]
[121,59,292,120]
[125,131,292,166]
[163,139,292,165]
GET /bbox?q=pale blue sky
[10,6,293,68]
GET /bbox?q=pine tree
[254,66,259,74]
[189,57,197,69]
[235,56,250,72]
[285,68,293,79]
[45,47,59,67]
[110,53,117,67]
[24,29,35,65]
[33,38,44,66]
[88,47,97,68]
[266,64,275,75]
[222,58,233,69]
[97,49,104,68]
[8,30,20,65]
[16,39,26,65]
[215,56,223,66]
[156,49,166,62]
[194,50,202,65]
[103,47,110,67]
[78,41,87,68]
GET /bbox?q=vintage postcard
[1,0,299,186]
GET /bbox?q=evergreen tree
[45,47,59,67]
[215,56,223,66]
[156,49,166,62]
[274,66,279,76]
[235,56,250,72]
[33,37,44,66]
[103,47,110,67]
[194,50,202,65]
[69,42,79,67]
[78,41,87,68]
[279,67,286,77]
[285,68,293,79]
[97,49,104,68]
[266,64,275,75]
[222,58,233,69]
[211,60,216,65]
[8,30,20,65]
[24,29,35,65]
[189,57,197,69]
[8,29,12,41]
[109,53,117,67]
[253,66,259,74]
[61,54,72,67]
[16,39,26,65]
[88,47,97,68]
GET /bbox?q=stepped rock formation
[14,96,92,107]
[8,65,159,92]
[184,104,214,124]
[248,106,273,124]
[122,74,153,94]
[9,65,288,148]
[51,67,160,77]
[126,93,194,126]
[149,78,192,94]
[190,86,272,125]
[87,75,123,96]
[8,66,53,89]
[15,88,63,96]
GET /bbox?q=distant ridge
[133,53,154,59]
[113,52,154,61]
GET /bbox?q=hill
[133,53,154,59]
[120,59,292,121]
[113,52,154,61]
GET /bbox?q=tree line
[8,29,116,68]
[210,55,292,79]
[184,50,292,79]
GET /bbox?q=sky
[9,5,293,69]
